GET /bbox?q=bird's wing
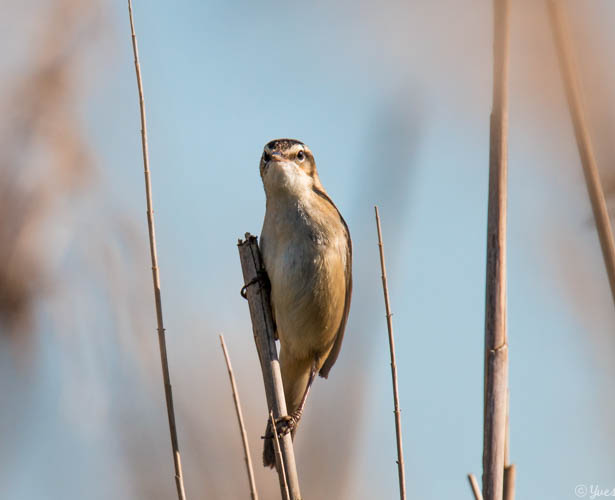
[312,187,352,379]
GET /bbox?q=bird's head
[259,138,323,196]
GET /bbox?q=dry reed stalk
[374,206,406,500]
[127,2,187,499]
[219,334,260,500]
[547,0,615,310]
[503,464,516,500]
[237,234,302,500]
[270,411,290,500]
[482,1,510,500]
[468,473,484,500]
[503,389,514,500]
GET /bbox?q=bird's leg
[272,361,318,437]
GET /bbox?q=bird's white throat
[263,160,312,200]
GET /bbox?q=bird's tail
[262,418,298,468]
[262,418,276,468]
[263,357,311,468]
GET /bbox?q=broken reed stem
[374,206,406,500]
[219,334,259,500]
[547,0,615,310]
[468,474,484,500]
[270,411,290,500]
[503,388,514,500]
[483,1,510,500]
[503,464,516,500]
[127,2,187,499]
[238,234,302,500]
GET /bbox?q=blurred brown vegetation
[0,0,99,340]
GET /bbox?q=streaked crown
[265,138,304,153]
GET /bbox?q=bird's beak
[269,151,284,162]
[264,152,285,172]
[263,152,286,173]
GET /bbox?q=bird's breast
[261,195,347,361]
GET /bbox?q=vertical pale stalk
[548,0,615,309]
[503,389,515,500]
[238,234,302,500]
[374,206,406,500]
[468,474,484,500]
[127,2,187,499]
[270,411,290,500]
[482,1,510,500]
[503,464,516,500]
[219,334,259,500]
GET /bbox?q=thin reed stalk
[503,389,515,500]
[270,411,290,500]
[547,0,615,310]
[468,474,484,500]
[238,234,302,500]
[503,464,516,500]
[482,1,510,500]
[127,2,187,499]
[219,334,259,500]
[374,206,406,500]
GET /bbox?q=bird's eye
[263,151,271,163]
[296,151,305,161]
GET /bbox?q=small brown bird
[259,138,352,468]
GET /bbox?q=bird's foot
[274,412,299,436]
[262,409,303,439]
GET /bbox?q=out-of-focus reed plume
[0,0,102,343]
[0,2,171,498]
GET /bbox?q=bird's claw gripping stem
[262,409,303,439]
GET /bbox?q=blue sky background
[1,1,615,499]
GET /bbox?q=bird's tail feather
[262,419,297,468]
